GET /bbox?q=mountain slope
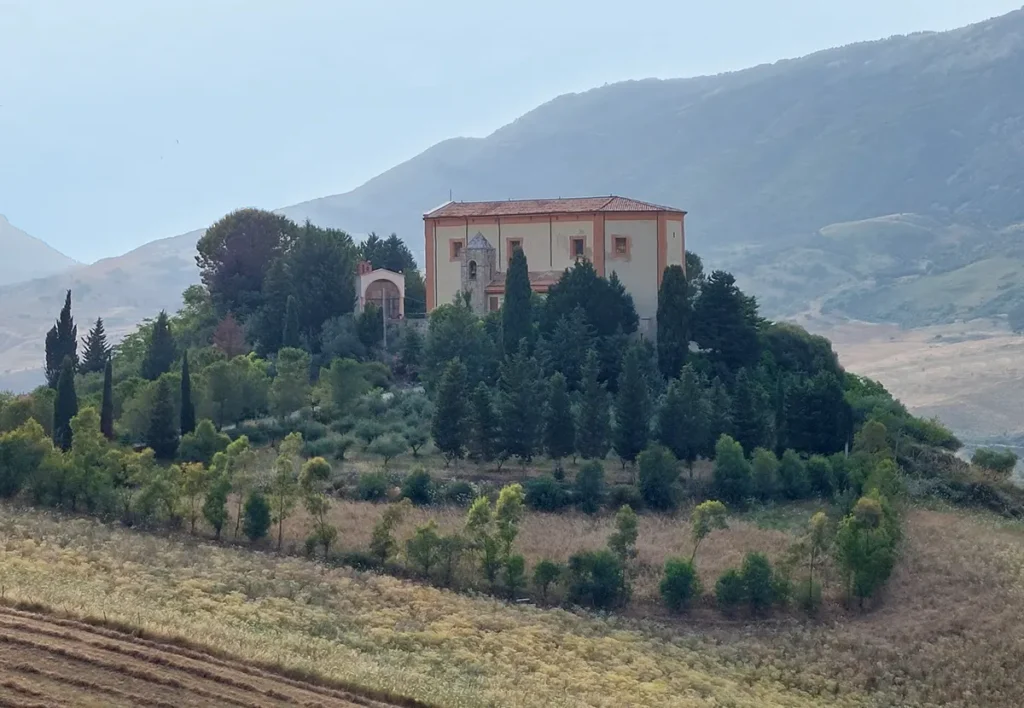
[0,216,79,286]
[284,9,1024,265]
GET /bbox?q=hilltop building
[423,196,686,331]
[355,260,405,320]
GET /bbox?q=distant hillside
[0,216,79,286]
[0,230,200,391]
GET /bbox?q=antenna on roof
[449,188,452,201]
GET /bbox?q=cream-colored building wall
[497,222,550,271]
[605,218,659,322]
[550,219,594,272]
[666,219,684,268]
[434,223,469,307]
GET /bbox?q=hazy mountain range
[3,8,1024,440]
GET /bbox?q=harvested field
[0,605,402,708]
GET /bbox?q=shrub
[242,491,271,542]
[713,435,752,504]
[178,419,230,466]
[532,559,563,603]
[503,554,527,599]
[778,449,810,499]
[524,475,569,512]
[335,433,358,460]
[795,578,823,613]
[353,419,386,445]
[367,433,409,469]
[607,484,643,511]
[660,558,701,612]
[750,447,778,500]
[357,471,391,502]
[567,549,626,610]
[401,468,434,506]
[440,480,476,506]
[370,499,410,564]
[637,444,680,511]
[294,418,328,442]
[303,435,340,459]
[335,549,380,571]
[972,447,1018,478]
[406,520,442,576]
[806,454,833,497]
[574,461,606,514]
[741,551,776,616]
[715,568,746,615]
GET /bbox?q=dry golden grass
[4,502,1024,706]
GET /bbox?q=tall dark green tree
[656,364,711,476]
[52,356,78,451]
[535,307,594,390]
[281,295,302,350]
[656,265,693,379]
[502,247,533,355]
[80,317,111,375]
[286,222,358,350]
[431,359,469,464]
[100,358,115,441]
[692,270,760,373]
[44,290,78,388]
[543,260,638,339]
[613,343,651,467]
[142,311,176,381]
[576,349,611,460]
[146,376,179,461]
[784,371,851,455]
[707,376,733,455]
[731,369,774,454]
[180,351,196,435]
[468,382,501,465]
[498,341,542,463]
[543,372,575,462]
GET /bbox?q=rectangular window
[571,237,585,258]
[614,236,627,254]
[507,239,522,265]
[489,296,500,312]
[450,239,464,261]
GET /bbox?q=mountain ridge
[0,215,80,286]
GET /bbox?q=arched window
[468,260,477,280]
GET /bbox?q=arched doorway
[365,278,402,319]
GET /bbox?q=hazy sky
[1,1,1020,262]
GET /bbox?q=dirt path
[0,605,404,708]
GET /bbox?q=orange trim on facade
[593,214,606,275]
[680,214,687,276]
[657,213,668,287]
[425,220,436,311]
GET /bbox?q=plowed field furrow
[0,607,397,707]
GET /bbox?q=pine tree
[498,342,542,464]
[502,247,532,356]
[536,307,594,389]
[45,290,78,388]
[100,358,115,440]
[543,372,576,462]
[613,343,651,467]
[146,376,179,460]
[576,349,611,460]
[706,376,733,455]
[52,356,78,451]
[142,310,176,381]
[80,317,111,374]
[180,351,196,435]
[281,295,302,350]
[431,359,468,465]
[656,364,711,476]
[656,265,693,379]
[731,368,773,454]
[468,382,501,465]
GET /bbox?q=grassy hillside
[3,503,1024,707]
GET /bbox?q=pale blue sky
[1,0,1020,262]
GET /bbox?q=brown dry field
[0,604,400,708]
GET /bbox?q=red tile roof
[485,270,563,294]
[424,196,685,219]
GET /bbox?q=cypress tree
[100,358,115,440]
[656,364,711,477]
[45,290,78,388]
[146,376,179,461]
[543,372,576,462]
[468,382,501,465]
[731,369,773,455]
[656,264,692,379]
[80,317,111,374]
[282,295,302,350]
[52,356,78,451]
[180,351,196,435]
[576,349,611,460]
[613,343,651,467]
[706,376,734,456]
[497,341,542,464]
[501,247,532,356]
[431,359,468,465]
[142,310,176,381]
